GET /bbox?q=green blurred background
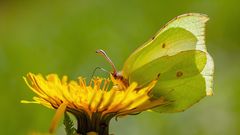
[0,0,239,135]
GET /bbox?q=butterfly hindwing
[129,50,207,112]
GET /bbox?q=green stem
[69,110,115,135]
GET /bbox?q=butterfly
[97,13,214,113]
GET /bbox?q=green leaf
[64,112,77,135]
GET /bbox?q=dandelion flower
[22,73,168,135]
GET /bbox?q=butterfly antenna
[96,49,117,76]
[91,67,110,78]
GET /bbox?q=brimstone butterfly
[97,13,214,113]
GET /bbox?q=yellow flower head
[22,73,167,134]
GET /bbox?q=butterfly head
[96,49,129,86]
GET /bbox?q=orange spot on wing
[176,71,183,78]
